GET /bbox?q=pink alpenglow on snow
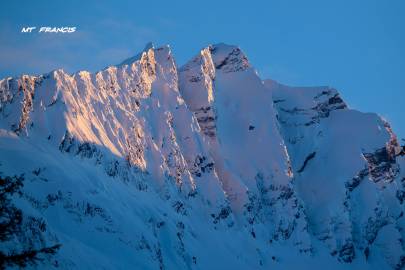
[0,43,404,270]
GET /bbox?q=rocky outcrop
[266,79,405,267]
[0,43,403,269]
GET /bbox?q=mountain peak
[1,43,404,270]
[208,43,250,73]
[117,42,156,67]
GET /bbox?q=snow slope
[0,43,404,269]
[265,79,405,268]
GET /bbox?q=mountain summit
[0,43,404,270]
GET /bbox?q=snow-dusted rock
[0,43,403,270]
[266,79,405,268]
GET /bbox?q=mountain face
[0,43,404,270]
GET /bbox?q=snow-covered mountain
[0,43,404,269]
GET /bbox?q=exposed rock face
[0,43,404,269]
[179,44,310,252]
[266,79,405,268]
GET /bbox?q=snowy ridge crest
[0,43,404,270]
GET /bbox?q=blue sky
[0,0,404,139]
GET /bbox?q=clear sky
[0,0,404,139]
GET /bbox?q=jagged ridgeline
[0,43,404,270]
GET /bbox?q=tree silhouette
[0,175,60,269]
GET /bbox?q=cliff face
[266,80,405,267]
[0,43,404,269]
